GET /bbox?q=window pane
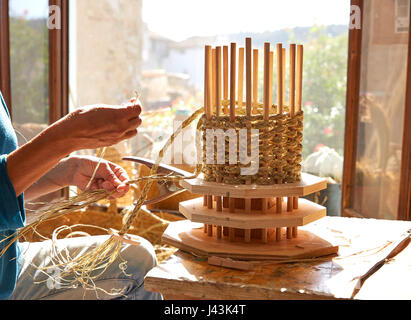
[70,0,350,210]
[352,0,409,219]
[9,0,49,144]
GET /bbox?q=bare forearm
[6,123,77,197]
[23,157,73,201]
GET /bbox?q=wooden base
[162,220,339,260]
[180,197,326,229]
[180,173,327,199]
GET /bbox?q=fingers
[95,162,130,199]
[124,100,142,119]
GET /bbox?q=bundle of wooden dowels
[200,38,305,243]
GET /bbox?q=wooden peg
[238,47,244,109]
[287,197,293,212]
[296,44,304,113]
[282,47,286,106]
[246,38,252,116]
[289,44,296,117]
[286,227,293,239]
[216,46,222,116]
[292,226,298,238]
[263,43,270,120]
[276,43,283,214]
[208,224,213,237]
[230,43,237,121]
[212,48,217,115]
[252,49,259,114]
[276,227,282,241]
[223,45,229,114]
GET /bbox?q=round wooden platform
[162,220,339,260]
[180,173,327,198]
[179,197,326,229]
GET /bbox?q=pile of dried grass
[21,206,183,263]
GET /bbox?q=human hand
[53,98,143,152]
[66,155,130,199]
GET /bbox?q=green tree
[9,17,49,124]
[299,26,348,159]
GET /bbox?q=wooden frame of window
[0,0,12,114]
[0,0,69,124]
[342,0,411,221]
[398,26,411,221]
[49,0,69,124]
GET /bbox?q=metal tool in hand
[123,157,192,206]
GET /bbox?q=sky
[143,0,351,41]
[9,0,351,41]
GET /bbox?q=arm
[7,101,142,197]
[24,155,130,201]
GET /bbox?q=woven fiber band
[199,102,303,185]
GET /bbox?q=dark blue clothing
[0,91,25,299]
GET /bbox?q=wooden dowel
[270,51,274,112]
[263,43,270,120]
[287,227,292,239]
[276,43,283,214]
[205,45,213,119]
[203,46,212,213]
[294,45,303,210]
[237,47,244,110]
[282,47,286,106]
[230,43,237,121]
[289,44,298,211]
[276,227,282,241]
[252,49,259,114]
[216,46,222,116]
[246,38,252,116]
[293,196,299,209]
[208,225,213,237]
[296,44,304,113]
[223,46,229,114]
[207,193,213,235]
[262,229,268,243]
[289,44,296,117]
[292,226,298,238]
[287,197,293,212]
[215,46,223,218]
[207,195,213,209]
[212,48,217,115]
[245,38,253,224]
[244,229,251,243]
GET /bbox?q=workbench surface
[144,217,411,300]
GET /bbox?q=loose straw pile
[0,106,206,294]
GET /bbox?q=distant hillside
[225,25,348,46]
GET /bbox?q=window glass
[352,0,409,219]
[69,0,350,208]
[9,0,49,145]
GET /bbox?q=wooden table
[144,217,411,300]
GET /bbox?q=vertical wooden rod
[244,38,253,243]
[276,43,283,215]
[252,49,259,114]
[237,47,244,110]
[263,43,270,120]
[282,47,286,106]
[230,43,237,121]
[223,46,229,114]
[296,44,304,113]
[216,46,223,219]
[246,38,252,116]
[212,48,217,115]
